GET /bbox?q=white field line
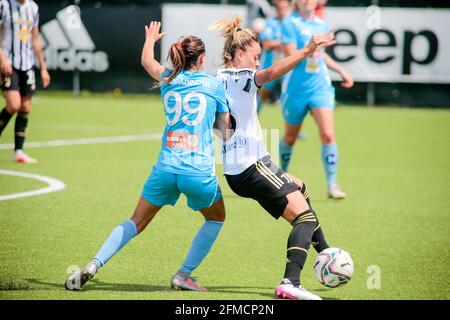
[0,133,162,149]
[0,170,66,201]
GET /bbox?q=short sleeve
[252,70,262,89]
[281,18,296,45]
[33,10,39,29]
[215,82,229,113]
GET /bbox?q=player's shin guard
[0,107,13,136]
[298,182,328,252]
[93,219,138,267]
[321,143,338,187]
[311,217,329,253]
[179,220,223,275]
[279,138,293,171]
[284,210,316,286]
[14,112,28,150]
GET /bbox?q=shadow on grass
[23,279,337,299]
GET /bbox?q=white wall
[162,4,450,83]
[161,4,247,76]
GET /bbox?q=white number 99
[163,91,206,126]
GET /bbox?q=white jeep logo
[40,5,109,72]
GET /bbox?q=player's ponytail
[165,42,185,84]
[164,36,206,85]
[208,16,258,66]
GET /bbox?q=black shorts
[1,68,36,97]
[225,155,301,219]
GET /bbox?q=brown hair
[164,36,206,84]
[208,16,258,66]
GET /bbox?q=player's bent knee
[20,102,32,113]
[6,103,20,114]
[201,199,226,222]
[284,134,297,146]
[320,132,335,144]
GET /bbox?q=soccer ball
[313,247,354,288]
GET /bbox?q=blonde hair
[163,36,205,85]
[208,16,258,66]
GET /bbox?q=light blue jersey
[259,17,285,92]
[280,14,335,125]
[156,69,229,176]
[260,17,284,70]
[281,15,333,95]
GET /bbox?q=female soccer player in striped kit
[279,0,353,199]
[0,0,50,163]
[66,22,230,292]
[210,16,333,300]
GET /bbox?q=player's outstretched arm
[141,21,167,81]
[32,27,51,88]
[255,33,335,87]
[324,53,354,89]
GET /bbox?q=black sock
[311,217,329,253]
[284,209,317,286]
[300,182,330,253]
[0,107,13,136]
[14,112,28,151]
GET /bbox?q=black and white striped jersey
[0,0,39,71]
[217,68,269,175]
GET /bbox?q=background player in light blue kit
[258,0,290,113]
[65,21,230,292]
[279,0,353,199]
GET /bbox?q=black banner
[39,4,161,93]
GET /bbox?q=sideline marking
[0,133,162,149]
[0,170,66,201]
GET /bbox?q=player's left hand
[145,21,166,43]
[41,69,51,88]
[340,70,353,89]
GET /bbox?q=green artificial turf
[0,94,449,300]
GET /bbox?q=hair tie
[236,27,242,32]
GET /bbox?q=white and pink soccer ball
[314,247,354,288]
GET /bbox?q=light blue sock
[93,219,138,267]
[321,143,338,187]
[180,220,223,275]
[279,138,293,171]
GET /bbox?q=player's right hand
[306,32,336,54]
[0,61,12,77]
[145,21,166,43]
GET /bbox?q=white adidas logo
[40,5,109,72]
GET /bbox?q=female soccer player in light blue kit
[257,0,290,112]
[65,22,230,292]
[279,0,353,199]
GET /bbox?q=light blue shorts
[141,166,222,211]
[281,89,335,125]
